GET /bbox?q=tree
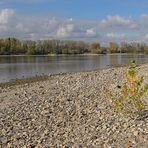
[91,42,101,54]
[109,42,119,53]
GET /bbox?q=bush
[107,60,148,117]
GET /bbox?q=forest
[0,38,148,55]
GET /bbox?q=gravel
[0,64,148,148]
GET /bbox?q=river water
[0,54,148,83]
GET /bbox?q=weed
[107,60,148,117]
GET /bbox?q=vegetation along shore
[0,63,148,147]
[0,38,148,55]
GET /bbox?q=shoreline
[0,52,147,57]
[1,61,147,88]
[0,64,123,88]
[0,63,148,147]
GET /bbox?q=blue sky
[0,0,148,44]
[1,0,148,19]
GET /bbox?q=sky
[0,0,148,44]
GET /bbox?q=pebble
[134,131,139,136]
[0,64,148,147]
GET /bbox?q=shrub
[107,60,148,117]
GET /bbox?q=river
[0,54,148,83]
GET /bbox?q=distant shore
[0,52,146,56]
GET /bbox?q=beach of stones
[0,64,148,147]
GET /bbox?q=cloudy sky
[0,0,148,44]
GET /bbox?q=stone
[133,131,139,136]
[0,65,148,147]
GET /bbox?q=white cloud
[101,15,130,26]
[56,24,75,37]
[144,34,148,40]
[106,33,116,38]
[129,23,139,29]
[86,28,96,36]
[106,32,126,40]
[48,18,59,27]
[16,23,29,32]
[0,9,14,25]
[66,18,73,22]
[0,8,148,44]
[140,14,148,20]
[100,15,138,29]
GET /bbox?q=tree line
[0,38,148,55]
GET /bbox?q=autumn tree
[109,42,119,53]
[91,42,101,54]
[0,38,148,55]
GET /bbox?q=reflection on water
[0,54,148,83]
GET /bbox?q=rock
[0,136,7,144]
[0,65,148,147]
[133,131,139,136]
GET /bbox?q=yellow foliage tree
[107,60,148,116]
[109,42,119,53]
[91,42,101,54]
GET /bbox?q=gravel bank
[0,64,148,148]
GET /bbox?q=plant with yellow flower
[107,60,148,117]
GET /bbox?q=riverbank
[0,64,148,147]
[0,53,146,56]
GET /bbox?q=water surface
[0,54,148,83]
